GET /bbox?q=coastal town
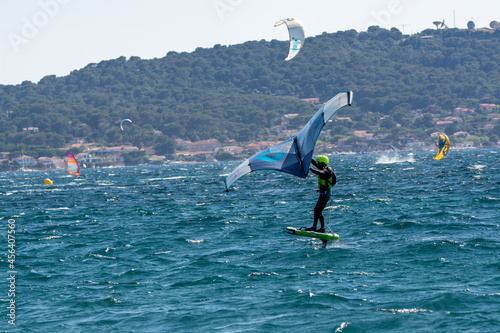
[3,100,499,172]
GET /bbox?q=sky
[1,0,499,85]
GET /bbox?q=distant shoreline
[4,146,497,174]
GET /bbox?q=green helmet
[317,155,329,165]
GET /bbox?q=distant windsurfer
[306,155,336,233]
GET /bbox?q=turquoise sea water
[1,149,500,332]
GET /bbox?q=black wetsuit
[309,160,336,230]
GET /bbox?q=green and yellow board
[286,227,339,241]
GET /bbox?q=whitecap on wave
[375,154,415,164]
[469,164,486,170]
[376,308,427,313]
[186,239,204,244]
[38,235,63,240]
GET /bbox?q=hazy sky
[1,0,499,85]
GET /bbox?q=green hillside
[1,26,500,160]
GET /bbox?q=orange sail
[67,153,80,176]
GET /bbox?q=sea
[1,149,499,332]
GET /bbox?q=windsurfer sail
[67,152,80,176]
[224,91,353,191]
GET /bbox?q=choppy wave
[2,149,499,332]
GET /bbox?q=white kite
[274,18,305,61]
[120,119,132,131]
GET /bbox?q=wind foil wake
[224,91,353,191]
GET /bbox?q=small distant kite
[274,18,305,61]
[432,132,449,160]
[120,119,132,131]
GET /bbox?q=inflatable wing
[274,18,305,61]
[224,91,353,191]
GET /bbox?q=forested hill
[1,26,500,157]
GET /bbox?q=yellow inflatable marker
[44,178,53,185]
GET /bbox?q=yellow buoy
[44,178,53,185]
